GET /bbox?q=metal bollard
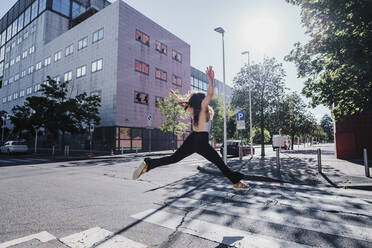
[239,144,243,161]
[121,147,124,155]
[364,148,369,177]
[317,148,322,173]
[64,145,67,157]
[136,145,138,154]
[276,149,280,173]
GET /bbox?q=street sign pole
[237,112,246,160]
[147,114,152,152]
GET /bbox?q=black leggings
[145,132,244,184]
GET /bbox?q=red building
[334,111,372,159]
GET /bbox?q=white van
[272,135,290,150]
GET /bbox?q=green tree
[320,114,334,142]
[159,91,189,150]
[252,127,270,144]
[210,95,237,142]
[232,57,286,156]
[10,77,101,149]
[285,0,372,120]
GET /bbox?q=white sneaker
[132,161,148,180]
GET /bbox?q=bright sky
[0,0,330,121]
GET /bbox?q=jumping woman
[132,66,249,190]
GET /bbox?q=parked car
[220,140,255,157]
[0,140,29,154]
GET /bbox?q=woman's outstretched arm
[202,66,214,107]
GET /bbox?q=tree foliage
[285,0,372,120]
[10,77,101,145]
[320,114,334,142]
[159,91,189,148]
[209,95,237,142]
[232,57,286,156]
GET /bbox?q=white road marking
[0,231,55,248]
[166,197,372,242]
[131,208,312,248]
[60,227,146,248]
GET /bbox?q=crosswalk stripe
[131,208,312,248]
[198,188,371,216]
[59,227,146,248]
[0,231,55,248]
[165,197,372,243]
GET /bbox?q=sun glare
[243,14,280,54]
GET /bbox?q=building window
[11,42,16,49]
[21,70,26,78]
[39,0,47,14]
[29,45,35,54]
[135,60,149,75]
[24,7,31,26]
[0,62,3,77]
[54,51,62,62]
[23,31,29,40]
[5,63,9,69]
[7,95,12,101]
[3,80,8,86]
[64,71,72,82]
[134,91,149,105]
[53,0,70,17]
[28,65,34,74]
[76,65,86,78]
[172,74,182,87]
[30,25,37,33]
[53,76,61,83]
[155,41,167,55]
[14,74,19,81]
[135,30,149,46]
[1,30,6,46]
[12,21,18,39]
[9,77,14,84]
[20,90,25,97]
[31,0,39,21]
[10,59,14,66]
[16,55,20,63]
[0,47,4,62]
[13,92,18,100]
[78,36,88,50]
[22,50,28,59]
[6,46,10,53]
[26,87,32,95]
[65,44,73,56]
[91,59,103,73]
[18,13,24,32]
[34,84,41,93]
[155,68,167,81]
[44,57,51,66]
[6,26,12,42]
[72,1,87,18]
[155,96,164,108]
[93,28,104,43]
[172,50,182,63]
[17,37,22,44]
[35,61,42,70]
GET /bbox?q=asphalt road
[1,150,372,247]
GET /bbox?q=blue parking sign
[237,112,245,121]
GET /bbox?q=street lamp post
[214,27,227,164]
[242,51,253,156]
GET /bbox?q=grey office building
[0,0,191,152]
[190,66,233,102]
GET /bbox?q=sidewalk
[197,144,372,191]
